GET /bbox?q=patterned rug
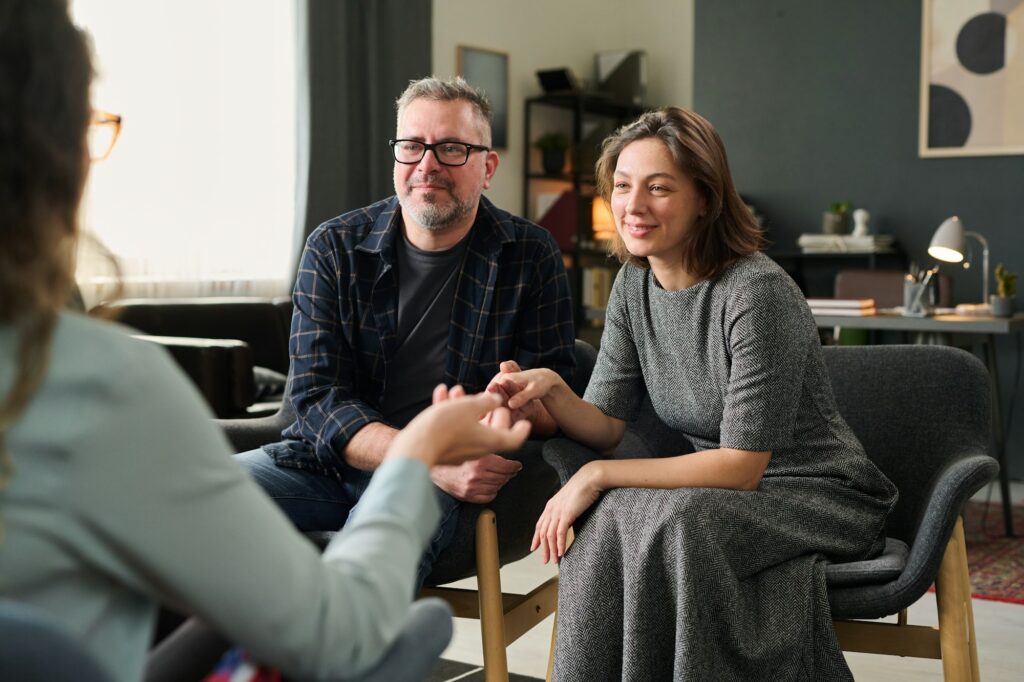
[961,499,1024,604]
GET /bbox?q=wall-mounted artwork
[919,0,1024,157]
[457,45,508,149]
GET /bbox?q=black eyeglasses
[389,139,490,167]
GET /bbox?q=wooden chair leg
[546,607,557,682]
[476,510,509,682]
[954,518,981,682]
[934,518,977,682]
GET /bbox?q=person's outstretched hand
[420,385,527,503]
[385,385,532,470]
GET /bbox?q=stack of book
[806,298,877,317]
[797,234,896,254]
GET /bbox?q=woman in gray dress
[489,108,897,680]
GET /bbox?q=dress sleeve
[719,271,813,452]
[583,266,646,421]
[71,338,440,681]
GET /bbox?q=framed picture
[457,45,509,149]
[919,0,1024,157]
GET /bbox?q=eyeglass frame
[89,110,123,162]
[388,138,491,167]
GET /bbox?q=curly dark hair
[595,107,765,281]
[0,0,93,494]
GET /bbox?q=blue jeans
[234,447,460,591]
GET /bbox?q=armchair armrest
[135,335,254,418]
[215,410,292,453]
[541,438,608,485]
[827,451,998,619]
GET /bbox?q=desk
[813,312,1024,536]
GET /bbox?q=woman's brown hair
[595,107,765,281]
[0,0,93,494]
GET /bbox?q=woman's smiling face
[610,137,706,267]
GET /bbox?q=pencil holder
[903,280,934,317]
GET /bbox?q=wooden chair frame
[833,517,980,681]
[422,510,559,682]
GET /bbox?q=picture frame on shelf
[457,45,508,149]
[919,0,1024,157]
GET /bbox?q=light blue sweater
[0,312,440,682]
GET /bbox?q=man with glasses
[237,77,575,589]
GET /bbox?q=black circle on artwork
[956,12,1006,74]
[929,85,971,148]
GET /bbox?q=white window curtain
[71,0,297,307]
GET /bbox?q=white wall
[433,0,695,213]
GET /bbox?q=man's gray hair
[395,76,493,145]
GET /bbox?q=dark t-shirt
[380,229,470,427]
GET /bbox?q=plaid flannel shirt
[277,195,575,476]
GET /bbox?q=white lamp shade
[928,216,966,263]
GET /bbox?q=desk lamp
[928,216,991,314]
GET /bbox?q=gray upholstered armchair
[544,345,996,681]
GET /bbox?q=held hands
[420,385,529,503]
[531,463,603,564]
[385,385,531,473]
[486,361,564,414]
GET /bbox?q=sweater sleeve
[70,336,440,681]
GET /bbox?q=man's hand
[486,360,559,436]
[430,454,523,503]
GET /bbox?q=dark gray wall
[695,0,1024,478]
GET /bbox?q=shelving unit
[767,248,907,298]
[523,93,646,340]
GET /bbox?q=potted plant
[535,132,570,175]
[992,263,1017,317]
[822,200,851,235]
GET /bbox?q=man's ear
[483,151,499,189]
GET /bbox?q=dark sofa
[94,297,293,418]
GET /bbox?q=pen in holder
[903,268,937,317]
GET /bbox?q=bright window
[71,0,296,304]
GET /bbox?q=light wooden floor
[441,481,1024,680]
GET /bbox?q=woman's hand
[487,366,566,412]
[385,386,531,468]
[485,360,559,437]
[531,463,603,564]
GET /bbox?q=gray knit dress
[553,253,897,681]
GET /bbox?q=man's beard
[399,173,476,231]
